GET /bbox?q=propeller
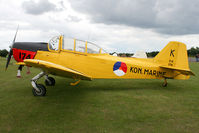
[5,26,19,70]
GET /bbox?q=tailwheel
[32,84,46,96]
[45,77,55,86]
[162,78,168,87]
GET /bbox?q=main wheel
[45,77,55,86]
[32,84,46,96]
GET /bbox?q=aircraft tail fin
[154,41,194,79]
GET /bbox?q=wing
[24,59,92,81]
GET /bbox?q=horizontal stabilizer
[160,66,195,76]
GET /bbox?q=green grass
[0,57,199,133]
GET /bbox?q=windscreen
[49,36,59,51]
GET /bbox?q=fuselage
[33,50,174,79]
[11,36,190,80]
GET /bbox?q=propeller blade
[12,25,19,47]
[5,25,19,70]
[5,49,13,70]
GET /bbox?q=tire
[45,77,55,86]
[32,84,46,96]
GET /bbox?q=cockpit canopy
[49,36,107,54]
[49,36,59,51]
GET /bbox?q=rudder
[154,41,194,78]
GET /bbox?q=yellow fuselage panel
[34,50,178,80]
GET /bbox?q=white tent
[132,51,147,58]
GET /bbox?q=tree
[0,49,9,57]
[187,47,199,56]
[146,51,159,57]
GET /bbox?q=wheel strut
[31,71,46,92]
[45,76,55,86]
[162,78,168,87]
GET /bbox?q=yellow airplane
[6,32,194,96]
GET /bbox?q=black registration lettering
[19,52,31,60]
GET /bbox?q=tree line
[110,47,199,57]
[0,47,199,58]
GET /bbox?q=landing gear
[32,84,46,96]
[162,78,167,87]
[31,71,47,96]
[31,71,56,96]
[45,76,55,86]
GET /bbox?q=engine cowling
[12,42,48,62]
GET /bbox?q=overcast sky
[0,0,199,53]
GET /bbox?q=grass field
[0,57,199,133]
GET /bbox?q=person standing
[196,54,199,62]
